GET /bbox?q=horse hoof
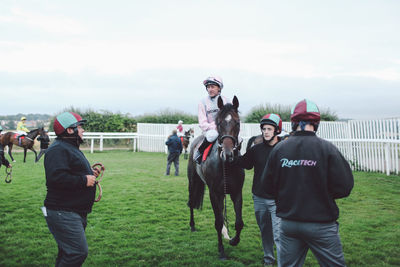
[190,227,196,232]
[219,255,227,261]
[229,237,240,246]
[12,160,16,163]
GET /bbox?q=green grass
[0,151,399,267]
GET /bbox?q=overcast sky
[1,0,399,120]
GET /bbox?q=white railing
[136,120,400,176]
[44,119,400,176]
[48,132,138,153]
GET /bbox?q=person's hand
[92,167,101,178]
[86,175,96,187]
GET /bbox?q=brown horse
[0,127,48,163]
[181,128,194,159]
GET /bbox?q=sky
[1,0,399,120]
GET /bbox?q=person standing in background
[165,129,182,176]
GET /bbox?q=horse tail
[187,159,205,210]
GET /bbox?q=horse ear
[217,96,224,109]
[232,95,239,110]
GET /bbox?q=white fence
[45,119,400,175]
[48,132,138,154]
[136,119,400,176]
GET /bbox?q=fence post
[90,139,94,153]
[133,137,137,152]
[384,142,390,176]
[100,135,103,152]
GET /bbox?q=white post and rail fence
[43,118,398,176]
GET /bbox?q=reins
[222,159,230,236]
[92,163,105,202]
[4,165,12,183]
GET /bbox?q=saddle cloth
[202,144,213,162]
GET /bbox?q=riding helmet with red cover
[260,113,282,134]
[53,112,87,135]
[290,99,320,131]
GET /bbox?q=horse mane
[216,103,240,126]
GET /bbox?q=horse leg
[189,207,196,232]
[23,148,27,163]
[184,149,188,160]
[210,192,226,260]
[8,144,15,162]
[229,191,244,247]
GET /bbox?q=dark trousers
[45,209,88,267]
[166,152,180,176]
[279,219,346,267]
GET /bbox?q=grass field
[0,150,399,267]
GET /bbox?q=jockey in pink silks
[194,76,229,164]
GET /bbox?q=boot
[194,139,210,164]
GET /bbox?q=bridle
[92,163,105,202]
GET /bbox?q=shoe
[194,151,202,164]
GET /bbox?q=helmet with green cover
[53,112,87,136]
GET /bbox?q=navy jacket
[261,131,354,223]
[44,138,95,214]
[166,134,182,154]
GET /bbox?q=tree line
[1,103,337,132]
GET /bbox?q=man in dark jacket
[234,114,283,266]
[165,129,182,176]
[36,132,50,162]
[262,99,354,267]
[43,112,97,267]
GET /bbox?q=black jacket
[235,139,277,199]
[261,131,354,222]
[165,134,182,154]
[44,138,95,214]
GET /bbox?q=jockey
[194,75,229,164]
[16,116,29,135]
[177,120,184,137]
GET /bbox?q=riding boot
[194,139,211,164]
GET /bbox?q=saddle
[13,133,25,146]
[194,138,214,162]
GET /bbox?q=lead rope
[222,159,230,236]
[5,165,12,183]
[92,163,105,202]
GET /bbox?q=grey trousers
[45,209,88,267]
[253,194,281,265]
[166,152,180,176]
[279,219,346,267]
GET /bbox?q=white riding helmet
[203,76,223,89]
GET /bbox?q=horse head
[216,96,240,163]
